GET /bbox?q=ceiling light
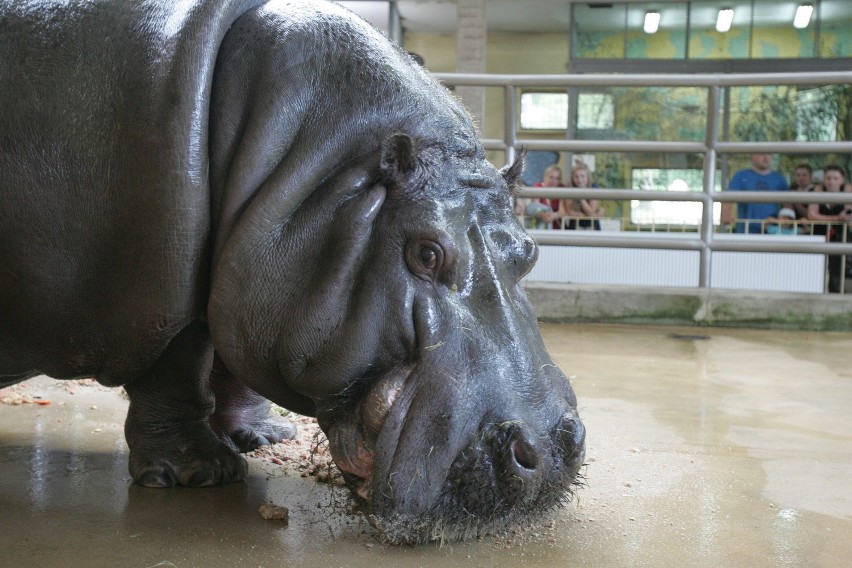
[644,11,661,34]
[716,8,734,33]
[794,4,813,29]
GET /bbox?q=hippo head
[210,132,585,544]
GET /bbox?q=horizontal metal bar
[519,187,852,205]
[712,191,852,204]
[717,141,852,154]
[709,241,852,254]
[481,138,506,151]
[519,187,708,201]
[518,140,708,153]
[434,71,852,88]
[531,231,852,255]
[487,140,852,155]
[531,231,705,250]
[568,58,852,75]
[503,140,852,154]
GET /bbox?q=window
[571,0,850,62]
[631,168,721,226]
[519,91,614,131]
[520,92,568,130]
[796,88,838,142]
[577,92,615,129]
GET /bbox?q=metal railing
[434,71,852,291]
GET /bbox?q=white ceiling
[337,0,852,34]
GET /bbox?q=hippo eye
[406,240,444,281]
[419,246,437,268]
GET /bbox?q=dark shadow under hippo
[0,0,585,543]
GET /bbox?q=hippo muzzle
[320,336,586,544]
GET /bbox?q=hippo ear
[499,148,526,192]
[380,133,417,186]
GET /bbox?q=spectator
[721,153,789,234]
[523,200,554,229]
[807,164,851,293]
[765,207,800,235]
[789,163,815,221]
[527,164,564,229]
[565,164,603,230]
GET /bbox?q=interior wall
[404,32,457,71]
[405,31,569,73]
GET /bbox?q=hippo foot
[208,356,298,452]
[127,420,248,488]
[219,413,298,453]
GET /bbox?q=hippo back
[0,0,264,383]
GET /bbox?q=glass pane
[751,0,816,58]
[590,86,707,141]
[625,2,688,59]
[577,93,614,129]
[819,0,852,57]
[520,92,568,130]
[631,168,722,225]
[796,88,838,142]
[572,3,626,58]
[726,85,840,143]
[689,1,752,59]
[570,0,852,61]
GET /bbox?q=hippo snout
[483,413,586,502]
[413,412,587,533]
[556,412,587,473]
[489,421,543,488]
[508,423,540,471]
[503,413,585,477]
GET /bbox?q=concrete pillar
[456,0,486,128]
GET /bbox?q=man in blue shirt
[721,153,790,234]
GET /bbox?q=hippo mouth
[320,366,587,544]
[321,366,411,503]
[362,411,586,544]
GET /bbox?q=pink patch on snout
[359,372,406,438]
[327,370,409,503]
[335,431,373,480]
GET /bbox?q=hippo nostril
[556,413,586,461]
[511,436,539,471]
[487,422,543,476]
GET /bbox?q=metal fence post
[700,85,722,288]
[504,84,516,165]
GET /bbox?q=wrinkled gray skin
[0,0,585,543]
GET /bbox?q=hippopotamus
[0,0,585,543]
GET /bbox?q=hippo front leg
[124,320,247,487]
[208,354,297,452]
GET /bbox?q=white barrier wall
[526,232,826,293]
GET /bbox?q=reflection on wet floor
[1,323,851,567]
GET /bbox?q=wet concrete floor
[1,323,851,567]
